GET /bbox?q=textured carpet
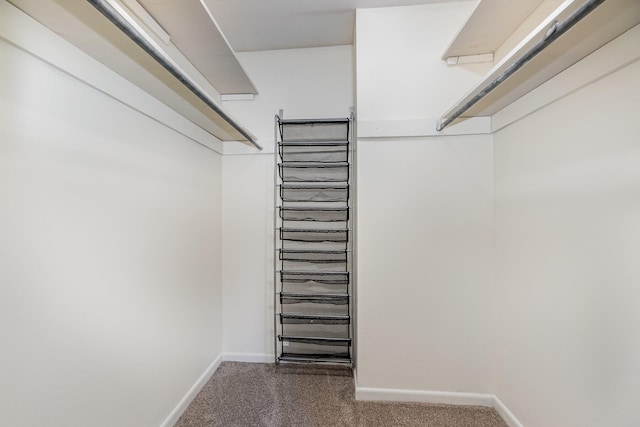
[175,362,508,427]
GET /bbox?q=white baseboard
[159,354,223,427]
[222,352,274,363]
[158,356,524,427]
[355,386,494,407]
[493,395,524,427]
[355,386,524,426]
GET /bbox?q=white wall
[0,11,223,427]
[356,3,491,124]
[356,136,494,394]
[222,46,355,153]
[220,46,354,360]
[221,154,274,361]
[493,31,640,427]
[355,3,495,397]
[7,2,637,425]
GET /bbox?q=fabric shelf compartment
[280,293,349,305]
[281,304,348,320]
[280,250,346,273]
[279,142,348,163]
[280,250,347,263]
[280,120,349,142]
[280,228,348,243]
[280,314,350,325]
[278,353,352,364]
[278,335,351,346]
[279,207,349,222]
[280,271,349,286]
[281,282,348,295]
[280,185,349,203]
[278,337,351,364]
[278,163,349,183]
[282,260,345,272]
[280,250,347,273]
[281,322,350,340]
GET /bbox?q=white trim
[159,354,223,427]
[223,352,274,363]
[355,386,494,407]
[222,141,273,155]
[493,395,525,427]
[355,386,524,426]
[357,117,491,139]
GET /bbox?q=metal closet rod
[436,0,605,132]
[86,0,261,150]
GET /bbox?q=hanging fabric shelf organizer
[274,113,354,365]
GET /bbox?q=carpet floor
[174,362,508,427]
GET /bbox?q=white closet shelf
[8,0,259,146]
[442,0,546,60]
[438,0,640,130]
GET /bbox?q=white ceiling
[202,0,474,52]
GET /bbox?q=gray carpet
[175,362,508,427]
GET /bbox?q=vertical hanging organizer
[274,112,353,365]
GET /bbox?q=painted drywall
[222,45,355,154]
[356,136,494,394]
[493,37,640,426]
[355,3,492,124]
[355,3,494,395]
[0,16,223,427]
[220,46,354,359]
[221,154,274,361]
